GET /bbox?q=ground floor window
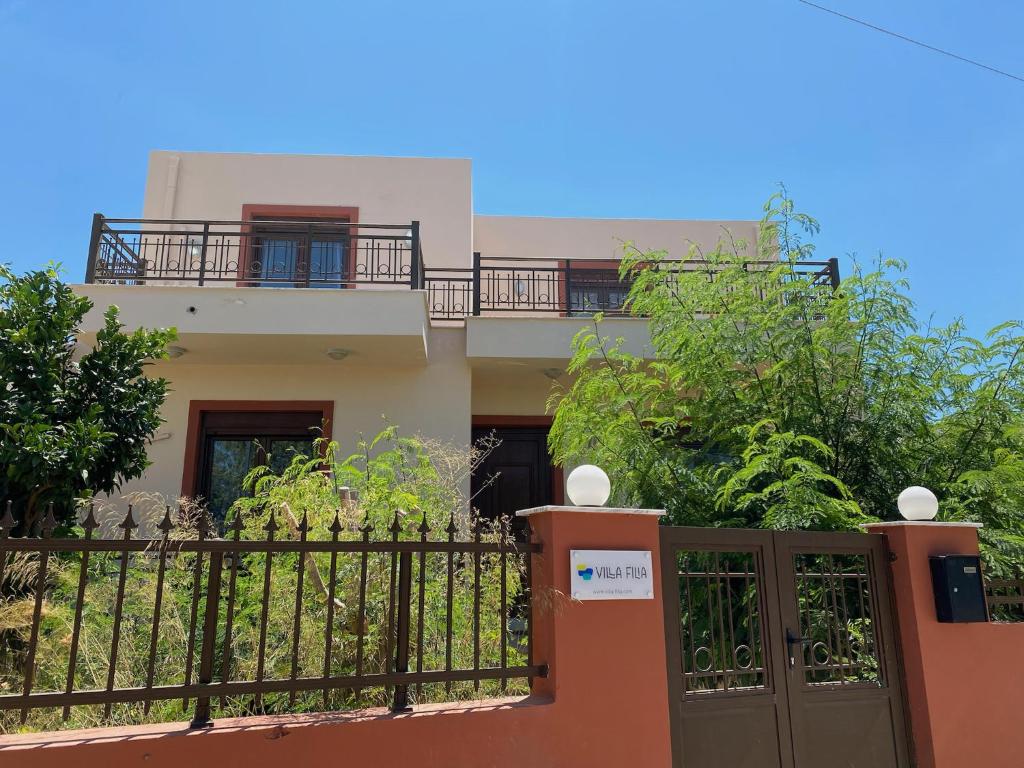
[184,403,332,522]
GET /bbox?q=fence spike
[445,511,458,536]
[297,511,310,534]
[418,509,430,535]
[81,503,100,533]
[389,510,402,535]
[360,513,374,536]
[0,501,16,537]
[263,508,279,534]
[157,505,174,535]
[196,510,213,540]
[328,510,344,535]
[41,503,58,537]
[228,510,245,537]
[118,505,138,538]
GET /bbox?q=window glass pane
[257,238,298,283]
[207,439,261,521]
[266,438,315,474]
[309,240,346,287]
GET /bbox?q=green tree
[549,192,1024,571]
[0,265,176,533]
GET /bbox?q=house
[75,151,811,522]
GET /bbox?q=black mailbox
[929,554,988,623]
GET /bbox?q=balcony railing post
[828,257,841,290]
[409,221,421,288]
[391,551,413,713]
[197,222,210,287]
[472,252,482,316]
[190,550,223,729]
[303,223,313,288]
[564,259,573,315]
[84,213,103,283]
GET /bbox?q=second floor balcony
[84,215,841,322]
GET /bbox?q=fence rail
[0,502,543,731]
[85,215,841,322]
[985,576,1024,622]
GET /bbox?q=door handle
[785,628,811,668]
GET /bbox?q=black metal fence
[0,503,543,731]
[985,575,1024,622]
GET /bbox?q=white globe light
[566,464,611,507]
[897,486,939,521]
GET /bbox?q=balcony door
[242,204,358,288]
[560,260,635,316]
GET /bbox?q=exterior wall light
[166,346,187,359]
[326,348,351,360]
[566,464,611,507]
[897,485,939,521]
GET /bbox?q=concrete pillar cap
[515,505,666,517]
[860,521,983,529]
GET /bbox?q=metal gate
[660,528,911,768]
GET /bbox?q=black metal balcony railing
[422,255,841,321]
[86,216,423,289]
[85,215,841,321]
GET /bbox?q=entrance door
[471,426,554,538]
[660,527,911,768]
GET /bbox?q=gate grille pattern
[676,551,767,694]
[793,553,881,686]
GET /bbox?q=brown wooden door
[471,426,553,539]
[661,527,910,768]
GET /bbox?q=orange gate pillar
[865,521,1024,768]
[520,504,673,767]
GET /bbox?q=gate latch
[785,628,811,668]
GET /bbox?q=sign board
[570,549,654,600]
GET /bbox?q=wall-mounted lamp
[541,368,564,380]
[326,348,351,361]
[897,486,939,521]
[566,464,611,507]
[166,346,187,359]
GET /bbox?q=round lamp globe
[897,486,939,521]
[566,465,611,507]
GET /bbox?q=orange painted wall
[0,509,673,768]
[871,522,1024,768]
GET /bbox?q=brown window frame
[237,204,359,287]
[181,400,334,500]
[557,259,635,317]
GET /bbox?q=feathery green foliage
[549,191,1024,569]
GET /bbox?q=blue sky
[1,0,1020,335]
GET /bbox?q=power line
[797,0,1024,84]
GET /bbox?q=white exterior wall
[144,151,474,270]
[123,327,471,505]
[472,215,760,261]
[77,150,762,525]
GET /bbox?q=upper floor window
[567,267,633,316]
[242,205,359,288]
